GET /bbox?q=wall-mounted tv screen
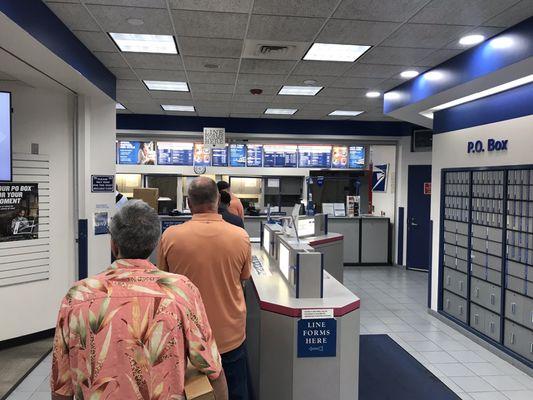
[157,142,194,166]
[193,143,211,166]
[246,144,263,167]
[349,146,365,169]
[212,146,228,167]
[263,145,297,168]
[0,92,11,181]
[229,144,246,167]
[331,145,348,168]
[117,141,156,165]
[298,145,332,168]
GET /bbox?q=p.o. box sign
[203,127,225,149]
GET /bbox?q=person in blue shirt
[219,190,245,229]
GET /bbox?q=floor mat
[360,334,460,400]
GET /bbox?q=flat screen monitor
[246,144,263,167]
[212,146,228,166]
[279,242,291,281]
[297,217,315,238]
[157,142,194,166]
[0,92,11,181]
[193,143,211,166]
[349,146,365,169]
[263,144,297,168]
[229,144,246,167]
[262,226,271,254]
[117,141,156,165]
[331,145,348,168]
[298,145,332,168]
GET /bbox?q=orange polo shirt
[227,192,245,220]
[158,213,252,354]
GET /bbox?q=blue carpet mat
[360,334,461,400]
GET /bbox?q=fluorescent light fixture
[161,105,195,112]
[303,43,371,62]
[329,110,364,116]
[366,91,381,98]
[424,71,444,81]
[490,36,514,49]
[144,80,189,92]
[421,74,533,118]
[384,91,400,100]
[109,33,177,54]
[400,70,419,78]
[278,85,323,96]
[265,108,298,115]
[459,34,485,46]
[116,103,126,110]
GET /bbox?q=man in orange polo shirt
[158,177,251,400]
[217,180,245,221]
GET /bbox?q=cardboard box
[185,363,214,400]
[133,188,159,211]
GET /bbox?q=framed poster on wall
[0,183,39,242]
[372,164,389,192]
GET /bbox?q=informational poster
[193,143,211,166]
[298,145,332,168]
[117,141,156,165]
[349,146,365,169]
[93,211,109,235]
[0,92,11,182]
[157,142,194,166]
[246,145,263,167]
[229,144,246,167]
[297,318,337,358]
[331,146,348,168]
[91,175,114,193]
[372,164,389,192]
[263,145,297,168]
[211,146,228,166]
[0,183,39,242]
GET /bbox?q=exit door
[406,165,432,271]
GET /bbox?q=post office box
[443,254,456,269]
[444,220,455,232]
[485,309,501,342]
[471,263,501,286]
[444,231,456,245]
[472,224,487,239]
[505,290,525,325]
[457,246,468,261]
[443,290,467,323]
[470,303,485,334]
[456,233,468,248]
[487,227,502,242]
[522,295,533,330]
[506,275,533,295]
[456,222,469,235]
[507,260,527,280]
[444,243,456,257]
[456,258,468,273]
[472,237,487,252]
[487,241,502,257]
[487,254,502,272]
[443,267,467,298]
[471,277,501,314]
[504,322,533,362]
[471,250,486,266]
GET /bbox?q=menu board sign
[263,145,297,168]
[229,144,246,167]
[331,146,348,168]
[212,146,228,166]
[349,146,365,169]
[246,145,263,167]
[157,142,194,166]
[117,141,156,165]
[193,143,211,166]
[298,145,332,168]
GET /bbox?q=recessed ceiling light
[490,36,514,49]
[204,63,219,69]
[459,34,485,46]
[278,85,323,96]
[126,18,144,26]
[144,80,189,92]
[303,79,318,85]
[109,33,177,54]
[304,43,371,62]
[116,103,126,110]
[329,110,364,116]
[424,71,444,81]
[384,91,400,100]
[161,105,195,112]
[366,91,381,98]
[400,70,419,78]
[265,108,298,115]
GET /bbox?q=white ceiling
[44,0,533,121]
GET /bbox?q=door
[406,165,432,270]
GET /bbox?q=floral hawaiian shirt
[51,259,222,400]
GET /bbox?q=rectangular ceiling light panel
[329,110,364,116]
[304,43,371,62]
[161,105,195,112]
[109,33,178,54]
[265,108,298,115]
[116,103,126,110]
[278,86,323,96]
[144,80,189,92]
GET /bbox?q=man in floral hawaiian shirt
[51,200,228,400]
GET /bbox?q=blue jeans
[221,341,249,400]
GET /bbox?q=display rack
[439,167,533,368]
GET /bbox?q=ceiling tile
[0,71,17,81]
[178,37,243,58]
[344,63,405,79]
[317,19,401,45]
[410,0,519,25]
[86,4,174,34]
[81,0,166,7]
[188,71,237,84]
[333,0,429,22]
[292,60,353,76]
[117,79,145,90]
[317,87,367,98]
[46,2,100,31]
[262,113,294,119]
[172,10,248,39]
[233,93,276,102]
[73,30,116,52]
[231,102,270,112]
[135,69,187,80]
[108,67,137,79]
[165,110,199,116]
[331,76,384,89]
[117,88,150,101]
[189,83,235,94]
[125,103,163,114]
[310,96,357,105]
[199,110,231,117]
[358,46,434,65]
[483,0,533,27]
[235,84,281,95]
[376,78,405,91]
[94,51,128,68]
[239,59,297,74]
[381,23,471,49]
[300,103,337,112]
[270,95,316,104]
[124,53,182,70]
[183,56,240,73]
[252,0,338,17]
[193,92,234,101]
[230,113,262,118]
[237,73,286,85]
[169,0,251,13]
[444,26,505,49]
[284,74,338,86]
[415,48,463,66]
[247,15,325,42]
[149,91,193,100]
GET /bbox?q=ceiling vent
[242,39,309,60]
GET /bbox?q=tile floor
[6,266,533,400]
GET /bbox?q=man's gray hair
[188,177,219,207]
[109,200,160,259]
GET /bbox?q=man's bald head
[188,176,219,213]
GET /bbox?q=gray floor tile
[482,376,526,391]
[447,351,487,363]
[469,392,509,400]
[433,363,477,377]
[501,390,533,400]
[419,351,458,364]
[451,376,497,393]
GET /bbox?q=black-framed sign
[91,175,115,193]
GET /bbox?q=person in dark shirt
[219,190,245,229]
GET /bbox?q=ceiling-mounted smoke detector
[242,39,309,60]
